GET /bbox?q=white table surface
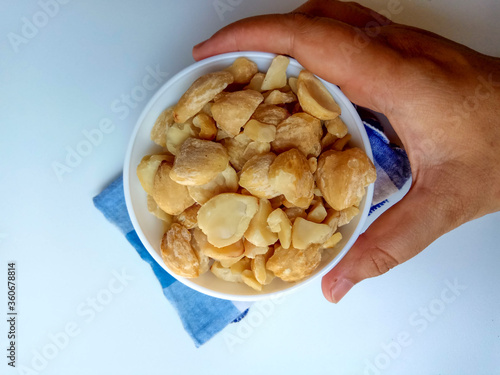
[1,1,499,374]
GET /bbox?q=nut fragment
[197,193,259,247]
[297,70,341,120]
[187,165,238,204]
[332,133,352,151]
[244,72,265,92]
[284,207,307,222]
[152,161,195,215]
[161,223,200,278]
[192,113,217,140]
[322,232,343,249]
[266,244,321,282]
[306,201,327,223]
[173,71,234,123]
[243,119,276,143]
[292,217,332,250]
[268,148,314,208]
[251,255,268,284]
[211,261,242,283]
[261,55,289,90]
[166,122,199,156]
[241,269,262,291]
[137,154,174,195]
[225,57,258,84]
[288,77,298,94]
[239,153,280,199]
[191,228,244,260]
[175,204,201,229]
[244,198,279,247]
[338,206,360,226]
[170,138,229,186]
[150,107,174,147]
[147,195,173,229]
[316,147,376,210]
[243,239,270,258]
[242,141,271,163]
[252,104,289,125]
[272,112,322,158]
[211,90,264,136]
[221,133,252,171]
[264,90,297,105]
[267,208,292,249]
[325,116,348,138]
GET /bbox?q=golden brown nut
[161,223,200,278]
[322,232,343,249]
[211,261,243,283]
[152,161,195,215]
[325,116,348,138]
[284,207,307,222]
[244,72,265,92]
[137,154,174,195]
[261,55,289,90]
[241,269,262,291]
[332,133,352,151]
[323,209,340,233]
[308,157,318,173]
[316,147,376,210]
[252,104,289,125]
[242,141,271,163]
[251,254,268,284]
[291,217,333,250]
[192,113,217,141]
[175,204,201,229]
[147,195,173,229]
[306,201,328,223]
[219,255,244,268]
[211,90,264,136]
[166,122,199,156]
[173,71,234,123]
[243,239,270,258]
[267,208,292,249]
[230,257,251,275]
[169,138,229,186]
[268,148,314,208]
[239,153,280,199]
[150,107,174,147]
[221,133,252,171]
[288,77,298,94]
[271,112,322,158]
[244,198,279,247]
[187,165,238,204]
[338,206,360,227]
[297,70,341,120]
[263,90,297,105]
[197,193,259,247]
[266,244,321,282]
[243,119,276,143]
[321,132,338,151]
[191,228,244,260]
[225,57,259,84]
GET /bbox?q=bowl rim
[124,51,374,301]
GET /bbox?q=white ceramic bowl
[124,51,374,301]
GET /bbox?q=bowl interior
[124,52,373,301]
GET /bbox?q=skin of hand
[193,0,500,303]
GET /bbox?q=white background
[1,0,499,374]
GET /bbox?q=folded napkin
[93,116,411,347]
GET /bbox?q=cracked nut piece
[306,201,328,223]
[243,239,270,258]
[322,232,343,249]
[244,198,279,247]
[187,165,238,204]
[169,138,229,186]
[197,193,259,247]
[266,244,321,282]
[191,228,244,260]
[297,70,341,120]
[137,154,174,195]
[166,121,199,156]
[338,206,360,227]
[175,204,201,229]
[243,119,276,143]
[211,261,243,283]
[242,141,271,163]
[221,133,252,171]
[268,148,314,208]
[152,161,195,215]
[325,116,348,138]
[292,217,333,250]
[173,71,234,123]
[244,72,265,92]
[225,57,258,84]
[272,112,322,158]
[147,195,173,229]
[316,147,376,210]
[252,104,289,125]
[150,107,174,147]
[241,269,262,291]
[211,90,264,136]
[261,55,289,90]
[161,223,200,278]
[192,113,217,141]
[267,208,292,249]
[264,90,297,105]
[239,153,280,199]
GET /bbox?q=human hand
[193,0,500,303]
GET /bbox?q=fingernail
[193,40,207,50]
[330,278,354,304]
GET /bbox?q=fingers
[321,185,457,303]
[193,14,400,112]
[293,0,392,28]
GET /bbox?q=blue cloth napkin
[93,117,411,347]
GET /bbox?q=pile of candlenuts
[137,55,376,291]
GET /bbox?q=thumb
[322,185,457,303]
